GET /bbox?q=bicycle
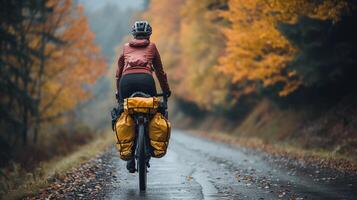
[127,92,168,191]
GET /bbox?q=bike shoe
[126,159,136,173]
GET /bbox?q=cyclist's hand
[118,103,124,113]
[165,90,171,98]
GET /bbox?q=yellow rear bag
[149,113,171,158]
[114,112,135,161]
[124,97,159,114]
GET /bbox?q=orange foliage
[143,0,184,77]
[40,0,106,122]
[218,0,349,98]
[143,0,228,108]
[178,0,228,108]
[143,0,351,108]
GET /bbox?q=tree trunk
[33,3,48,144]
[22,106,28,146]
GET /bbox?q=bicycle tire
[137,124,147,191]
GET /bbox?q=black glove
[118,102,124,113]
[110,108,119,131]
[115,91,119,100]
[110,104,124,131]
[165,90,171,98]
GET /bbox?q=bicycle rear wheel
[137,124,147,191]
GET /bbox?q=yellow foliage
[143,0,228,109]
[143,0,184,74]
[178,0,228,108]
[218,0,349,99]
[40,0,106,123]
[142,0,351,108]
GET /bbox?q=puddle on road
[191,167,233,200]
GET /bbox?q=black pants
[119,73,156,164]
[119,73,157,101]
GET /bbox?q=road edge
[185,129,357,174]
[3,132,114,200]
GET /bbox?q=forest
[0,0,110,197]
[144,0,357,108]
[1,0,357,198]
[144,0,357,156]
[0,0,106,156]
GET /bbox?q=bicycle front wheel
[137,124,147,191]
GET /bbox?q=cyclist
[115,21,171,173]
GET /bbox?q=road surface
[108,130,357,200]
[29,129,357,199]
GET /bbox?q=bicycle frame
[128,91,168,191]
[132,114,151,191]
[133,114,151,163]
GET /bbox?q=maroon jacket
[116,39,170,93]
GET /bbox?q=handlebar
[155,93,168,97]
[156,93,168,112]
[155,93,168,102]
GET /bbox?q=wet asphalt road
[108,130,357,200]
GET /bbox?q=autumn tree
[0,0,51,145]
[218,0,354,100]
[178,0,229,108]
[0,0,106,147]
[143,0,228,109]
[37,1,106,127]
[142,0,185,88]
[142,0,356,111]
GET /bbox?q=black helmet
[131,21,152,38]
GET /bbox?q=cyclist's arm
[116,53,124,93]
[152,44,170,94]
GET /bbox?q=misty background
[77,0,146,129]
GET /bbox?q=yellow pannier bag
[114,112,135,161]
[124,97,160,114]
[148,113,171,158]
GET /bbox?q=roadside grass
[1,132,113,200]
[175,97,357,173]
[190,130,357,173]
